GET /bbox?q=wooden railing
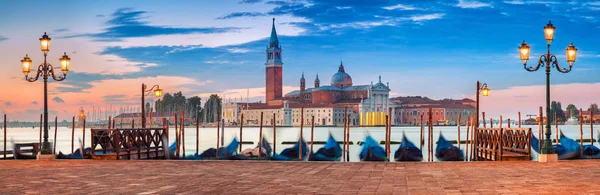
[91,128,167,160]
[475,127,531,161]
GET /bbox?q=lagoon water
[0,125,596,162]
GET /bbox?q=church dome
[331,62,352,88]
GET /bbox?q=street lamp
[21,32,70,155]
[142,83,162,128]
[519,21,577,159]
[475,81,490,129]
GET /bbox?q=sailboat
[359,134,387,161]
[308,134,342,161]
[435,134,464,161]
[394,133,423,162]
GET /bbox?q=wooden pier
[90,128,168,160]
[474,127,532,161]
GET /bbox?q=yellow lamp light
[59,52,70,74]
[565,42,577,66]
[518,40,530,65]
[544,21,555,45]
[153,88,163,97]
[481,86,490,97]
[39,32,51,53]
[21,54,32,76]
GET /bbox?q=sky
[0,0,598,121]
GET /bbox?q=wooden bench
[475,128,532,161]
[13,143,41,159]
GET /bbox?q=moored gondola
[435,133,464,161]
[359,134,387,161]
[271,138,308,161]
[394,133,422,162]
[308,134,342,161]
[185,138,240,160]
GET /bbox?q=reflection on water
[0,125,596,162]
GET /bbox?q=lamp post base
[36,152,55,161]
[538,153,558,162]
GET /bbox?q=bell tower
[265,18,283,102]
[300,72,305,92]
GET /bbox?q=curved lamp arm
[25,64,44,82]
[551,55,572,73]
[144,84,160,96]
[524,55,545,72]
[48,63,66,81]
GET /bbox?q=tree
[589,103,599,115]
[549,101,566,124]
[201,94,222,123]
[566,104,578,118]
[187,96,202,119]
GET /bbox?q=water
[0,125,596,162]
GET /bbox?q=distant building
[391,96,476,125]
[222,18,395,126]
[581,111,600,123]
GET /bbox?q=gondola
[359,135,387,161]
[435,134,464,161]
[185,138,240,160]
[308,134,342,161]
[531,134,580,160]
[271,138,308,161]
[232,137,272,160]
[56,148,91,159]
[394,133,423,162]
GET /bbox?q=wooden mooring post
[182,111,185,158]
[71,116,75,154]
[272,113,276,155]
[387,107,392,160]
[420,114,424,151]
[482,112,486,128]
[174,113,179,158]
[499,115,503,128]
[428,108,433,162]
[240,114,244,153]
[343,107,347,161]
[258,112,263,160]
[215,113,219,160]
[591,110,594,146]
[82,119,86,149]
[299,107,304,161]
[3,114,6,159]
[196,116,199,155]
[580,109,584,157]
[465,114,470,161]
[555,112,559,144]
[384,114,390,161]
[310,115,315,154]
[53,116,57,154]
[518,112,522,128]
[457,114,461,150]
[346,114,351,162]
[508,119,511,128]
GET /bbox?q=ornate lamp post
[141,83,163,128]
[475,81,490,130]
[519,21,577,160]
[21,32,71,155]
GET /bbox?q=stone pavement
[0,160,599,194]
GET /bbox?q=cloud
[456,0,493,8]
[102,94,131,104]
[226,48,252,53]
[216,12,267,20]
[239,0,262,3]
[4,102,12,107]
[503,0,561,6]
[32,101,38,105]
[0,36,7,42]
[382,4,419,11]
[68,8,242,41]
[410,14,445,22]
[204,60,230,64]
[52,96,65,103]
[54,28,69,32]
